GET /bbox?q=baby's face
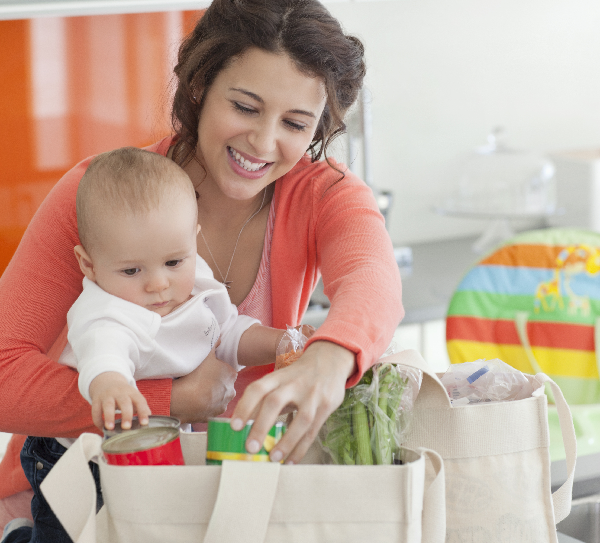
[88,198,198,317]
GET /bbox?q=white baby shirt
[59,255,260,404]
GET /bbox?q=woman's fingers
[234,378,296,458]
[230,374,280,431]
[283,404,333,464]
[232,340,356,463]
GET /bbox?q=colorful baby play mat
[446,228,600,459]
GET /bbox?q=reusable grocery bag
[396,349,577,543]
[40,428,446,543]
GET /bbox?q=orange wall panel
[0,10,204,276]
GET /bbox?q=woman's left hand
[230,340,356,464]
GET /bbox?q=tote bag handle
[418,447,446,543]
[385,349,577,525]
[537,374,577,523]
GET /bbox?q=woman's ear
[74,245,96,282]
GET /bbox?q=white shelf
[0,0,210,20]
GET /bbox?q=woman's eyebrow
[230,87,316,118]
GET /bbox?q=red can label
[102,427,185,466]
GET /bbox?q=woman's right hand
[169,342,237,424]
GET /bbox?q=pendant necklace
[199,187,267,290]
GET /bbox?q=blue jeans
[4,437,103,543]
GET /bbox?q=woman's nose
[248,118,277,156]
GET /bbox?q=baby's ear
[74,245,96,282]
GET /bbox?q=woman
[0,0,403,535]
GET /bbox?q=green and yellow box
[206,417,285,464]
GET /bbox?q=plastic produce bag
[319,360,422,465]
[274,325,314,370]
[441,358,535,406]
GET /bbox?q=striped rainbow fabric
[446,228,600,405]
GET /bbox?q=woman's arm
[233,161,403,463]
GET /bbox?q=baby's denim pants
[3,436,102,543]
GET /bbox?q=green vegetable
[352,400,373,465]
[373,365,393,464]
[321,362,413,465]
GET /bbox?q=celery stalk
[373,364,394,464]
[352,400,373,465]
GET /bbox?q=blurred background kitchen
[3,3,600,537]
[2,0,600,397]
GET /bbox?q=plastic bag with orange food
[274,325,315,370]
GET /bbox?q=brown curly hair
[170,0,366,170]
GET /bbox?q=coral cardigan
[0,136,403,497]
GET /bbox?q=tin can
[103,415,180,439]
[102,427,185,466]
[206,417,285,465]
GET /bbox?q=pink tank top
[236,198,275,326]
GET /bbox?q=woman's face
[195,47,327,201]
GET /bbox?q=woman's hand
[231,340,356,464]
[170,343,237,424]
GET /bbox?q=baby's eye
[166,259,183,267]
[121,268,140,276]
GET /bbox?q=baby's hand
[89,372,151,431]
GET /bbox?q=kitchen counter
[305,234,481,327]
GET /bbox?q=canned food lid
[105,415,180,436]
[102,427,179,454]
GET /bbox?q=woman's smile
[227,146,273,179]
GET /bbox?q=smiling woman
[0,0,403,540]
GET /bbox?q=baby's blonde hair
[77,147,197,253]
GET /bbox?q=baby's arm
[67,305,153,429]
[89,372,151,431]
[237,324,315,367]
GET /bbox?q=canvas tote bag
[393,349,577,543]
[41,428,446,543]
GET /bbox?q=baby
[58,146,302,433]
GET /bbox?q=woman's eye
[284,119,306,132]
[233,102,256,114]
[166,260,182,267]
[122,268,139,276]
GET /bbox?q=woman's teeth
[229,148,267,172]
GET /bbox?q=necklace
[199,188,267,290]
